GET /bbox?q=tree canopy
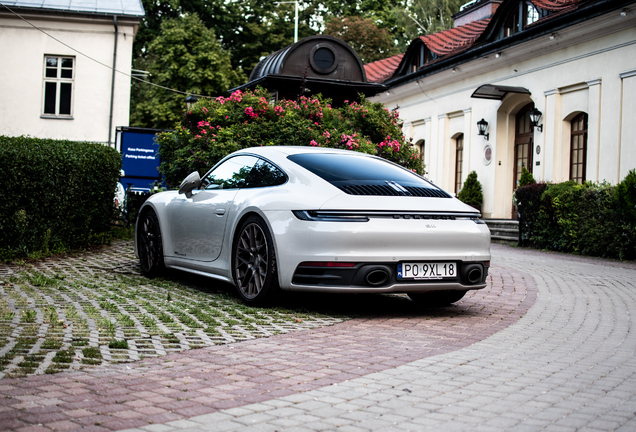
[324,16,400,63]
[129,0,466,129]
[130,14,245,130]
[393,0,465,44]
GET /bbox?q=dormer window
[500,1,546,38]
[409,45,438,74]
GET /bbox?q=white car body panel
[135,146,491,294]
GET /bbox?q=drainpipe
[108,16,118,147]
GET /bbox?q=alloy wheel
[235,223,268,299]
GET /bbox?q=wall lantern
[529,107,543,132]
[477,118,489,141]
[185,95,199,110]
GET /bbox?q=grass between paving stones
[0,247,347,378]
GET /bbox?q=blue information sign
[116,127,163,191]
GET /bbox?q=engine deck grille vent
[338,184,451,198]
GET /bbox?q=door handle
[214,208,226,215]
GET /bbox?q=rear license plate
[397,262,457,280]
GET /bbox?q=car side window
[245,159,287,188]
[201,155,259,190]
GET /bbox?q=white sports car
[135,146,490,306]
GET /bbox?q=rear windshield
[287,153,450,198]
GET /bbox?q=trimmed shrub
[515,182,547,246]
[157,88,424,188]
[0,135,121,259]
[616,169,636,221]
[518,166,536,187]
[457,171,483,208]
[515,175,636,260]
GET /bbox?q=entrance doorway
[512,103,534,219]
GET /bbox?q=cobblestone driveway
[127,245,636,432]
[0,241,343,378]
[1,243,635,431]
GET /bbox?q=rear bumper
[285,260,489,293]
[264,210,491,293]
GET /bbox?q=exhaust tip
[461,263,484,285]
[366,269,389,286]
[467,267,482,284]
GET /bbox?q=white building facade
[0,0,143,145]
[368,0,636,219]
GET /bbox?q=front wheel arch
[231,212,281,284]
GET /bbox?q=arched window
[414,139,425,158]
[570,113,588,184]
[455,134,464,195]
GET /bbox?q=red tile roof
[420,18,491,57]
[364,18,490,83]
[365,53,404,83]
[527,0,583,27]
[363,0,589,84]
[530,0,583,11]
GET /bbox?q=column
[586,78,602,183]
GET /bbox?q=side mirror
[178,171,201,198]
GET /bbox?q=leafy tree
[227,0,315,73]
[130,14,245,130]
[135,0,408,74]
[129,0,415,129]
[392,0,464,47]
[135,0,316,74]
[324,16,400,63]
[157,88,424,188]
[134,0,180,59]
[134,0,245,59]
[309,0,407,53]
[457,171,483,207]
[310,0,404,28]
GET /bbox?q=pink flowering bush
[157,88,424,188]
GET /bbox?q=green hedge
[0,136,121,259]
[157,88,424,188]
[515,170,636,260]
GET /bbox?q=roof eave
[384,0,633,88]
[1,5,145,18]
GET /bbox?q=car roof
[236,145,374,158]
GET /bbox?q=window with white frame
[43,56,74,116]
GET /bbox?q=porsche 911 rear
[267,208,490,294]
[269,150,491,300]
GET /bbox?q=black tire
[408,290,467,307]
[137,209,165,278]
[232,215,279,306]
